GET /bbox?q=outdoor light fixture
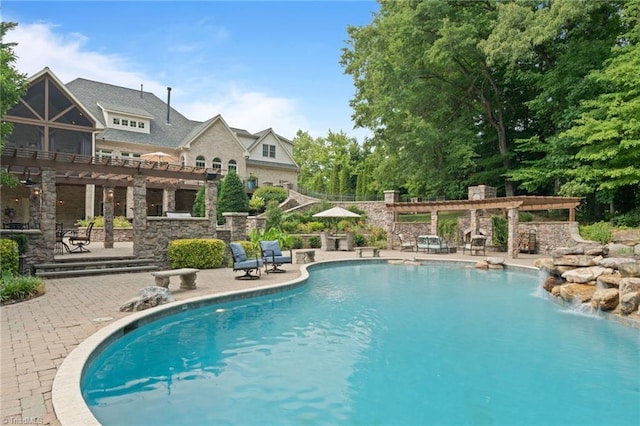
[106,188,114,199]
[32,186,41,196]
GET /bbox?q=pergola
[386,195,582,258]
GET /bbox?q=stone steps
[33,257,159,278]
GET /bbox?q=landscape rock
[543,275,564,292]
[619,277,640,295]
[590,288,619,311]
[486,257,505,265]
[606,243,636,256]
[551,247,584,257]
[561,266,613,284]
[618,261,640,278]
[596,257,637,270]
[120,286,175,312]
[553,255,597,267]
[612,229,640,245]
[488,264,504,270]
[584,245,608,256]
[559,283,596,303]
[619,292,640,315]
[597,273,623,288]
[475,260,489,269]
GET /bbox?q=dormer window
[122,119,129,126]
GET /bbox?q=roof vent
[166,87,172,125]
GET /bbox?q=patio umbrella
[313,206,361,233]
[140,151,177,163]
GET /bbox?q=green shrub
[308,235,321,248]
[491,215,508,246]
[519,212,534,222]
[253,186,288,204]
[367,226,388,249]
[354,233,366,247]
[167,238,227,269]
[0,239,20,276]
[579,221,614,244]
[289,236,303,249]
[0,274,45,303]
[76,216,132,228]
[192,185,206,217]
[249,227,292,251]
[6,234,28,255]
[265,200,283,230]
[437,218,459,243]
[217,171,250,224]
[249,195,265,214]
[612,208,640,227]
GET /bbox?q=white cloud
[6,21,307,139]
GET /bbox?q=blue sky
[3,1,378,141]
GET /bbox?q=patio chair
[397,233,416,252]
[229,242,263,280]
[259,240,293,273]
[68,222,94,253]
[417,235,449,253]
[463,235,486,256]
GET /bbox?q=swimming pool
[81,261,639,425]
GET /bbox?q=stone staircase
[33,256,159,279]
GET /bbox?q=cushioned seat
[259,240,292,273]
[229,242,263,280]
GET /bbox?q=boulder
[590,288,619,311]
[619,291,640,315]
[559,283,597,303]
[475,260,489,269]
[584,245,608,256]
[534,258,554,270]
[606,243,635,256]
[620,277,640,295]
[612,229,640,245]
[120,286,175,312]
[597,273,623,288]
[551,247,584,257]
[551,285,562,297]
[596,257,637,270]
[543,275,564,292]
[486,257,505,265]
[553,255,597,267]
[618,261,640,278]
[561,266,613,284]
[488,264,504,270]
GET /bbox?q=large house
[2,67,299,226]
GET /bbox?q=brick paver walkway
[1,245,541,425]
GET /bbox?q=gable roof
[180,114,249,157]
[65,78,194,149]
[248,128,298,166]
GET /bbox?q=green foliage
[437,218,459,244]
[252,186,288,204]
[491,215,508,246]
[5,234,28,255]
[249,227,292,251]
[217,171,249,224]
[0,239,20,276]
[249,195,265,214]
[0,273,44,303]
[265,200,283,230]
[519,212,534,223]
[612,208,640,228]
[307,235,321,248]
[192,185,206,217]
[366,226,388,249]
[354,233,366,247]
[1,22,28,189]
[579,222,614,244]
[167,238,227,269]
[76,216,132,228]
[289,236,303,250]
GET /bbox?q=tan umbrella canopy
[140,151,177,163]
[312,206,361,218]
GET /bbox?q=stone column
[162,188,176,214]
[126,186,135,219]
[469,209,479,236]
[132,175,147,257]
[223,212,248,242]
[205,180,218,235]
[40,168,57,261]
[29,186,41,229]
[431,211,439,235]
[507,207,519,259]
[103,186,115,249]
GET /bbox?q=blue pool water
[83,262,640,425]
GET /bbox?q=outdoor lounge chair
[68,222,94,253]
[229,242,263,280]
[463,235,486,255]
[417,235,449,253]
[397,233,416,252]
[259,240,293,273]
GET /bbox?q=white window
[212,157,222,171]
[122,119,129,126]
[130,120,137,127]
[195,155,206,168]
[138,122,145,129]
[262,144,276,158]
[112,118,120,125]
[228,160,237,173]
[97,149,113,161]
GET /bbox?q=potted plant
[247,173,257,189]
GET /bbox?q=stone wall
[76,227,133,243]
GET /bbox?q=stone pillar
[40,168,56,261]
[384,190,399,204]
[103,186,115,249]
[223,212,248,242]
[126,186,135,219]
[205,180,218,234]
[162,188,176,214]
[29,186,41,229]
[431,211,439,235]
[84,184,95,219]
[469,209,479,236]
[507,207,519,259]
[132,175,147,257]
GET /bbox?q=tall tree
[216,171,249,224]
[0,22,28,188]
